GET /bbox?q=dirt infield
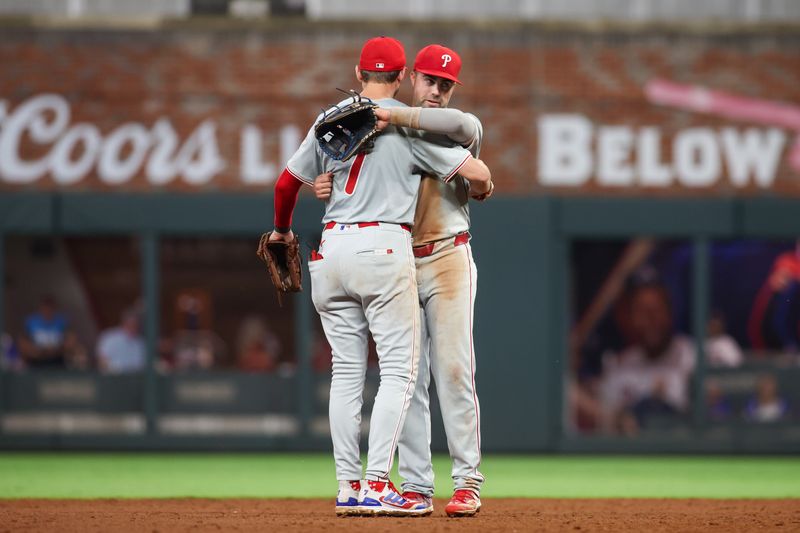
[2,498,799,532]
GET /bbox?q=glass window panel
[155,236,300,438]
[2,235,145,436]
[568,239,696,437]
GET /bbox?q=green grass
[0,454,798,499]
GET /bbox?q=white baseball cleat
[357,479,432,517]
[335,480,362,516]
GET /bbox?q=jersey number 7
[344,152,366,196]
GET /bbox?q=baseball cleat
[445,489,481,517]
[401,491,434,516]
[335,480,362,516]
[358,479,431,517]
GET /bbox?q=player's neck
[360,82,397,100]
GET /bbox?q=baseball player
[314,44,491,517]
[270,37,492,517]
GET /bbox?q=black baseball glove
[315,91,380,162]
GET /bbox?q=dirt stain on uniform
[425,245,471,394]
[430,245,465,302]
[413,175,445,245]
[413,175,465,246]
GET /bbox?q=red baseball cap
[413,44,462,84]
[359,36,406,72]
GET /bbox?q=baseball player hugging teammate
[270,37,492,517]
[314,44,492,517]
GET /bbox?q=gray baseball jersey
[287,97,473,225]
[411,114,483,245]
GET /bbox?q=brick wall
[1,22,798,195]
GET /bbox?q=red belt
[413,231,470,258]
[324,221,411,232]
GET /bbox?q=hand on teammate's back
[314,172,334,201]
[374,108,391,131]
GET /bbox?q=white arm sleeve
[392,107,480,148]
[416,108,478,146]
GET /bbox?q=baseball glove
[315,91,379,162]
[256,233,302,301]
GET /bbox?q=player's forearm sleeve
[274,168,303,230]
[390,107,477,145]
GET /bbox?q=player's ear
[355,65,363,83]
[397,67,407,82]
[409,70,417,85]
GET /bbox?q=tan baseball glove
[257,232,302,300]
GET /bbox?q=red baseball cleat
[401,491,433,516]
[445,489,481,517]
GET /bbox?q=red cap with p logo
[359,36,406,72]
[413,44,462,84]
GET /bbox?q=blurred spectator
[594,269,746,434]
[744,374,789,423]
[705,312,744,367]
[235,316,281,373]
[19,296,87,369]
[706,378,733,422]
[1,332,23,371]
[599,280,695,433]
[748,240,800,354]
[568,377,603,432]
[171,331,225,371]
[168,290,225,371]
[96,309,146,373]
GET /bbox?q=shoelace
[451,489,478,503]
[403,491,427,502]
[367,479,400,495]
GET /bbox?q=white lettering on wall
[597,126,634,186]
[145,119,225,185]
[99,123,151,185]
[0,94,70,183]
[537,114,788,189]
[637,127,672,186]
[539,114,592,186]
[175,120,225,185]
[146,118,182,185]
[241,124,301,185]
[1,95,790,191]
[0,94,296,187]
[719,128,786,188]
[50,124,102,185]
[280,124,301,168]
[241,124,275,184]
[674,128,721,188]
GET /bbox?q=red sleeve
[274,168,303,230]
